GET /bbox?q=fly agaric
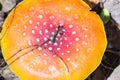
[1,0,107,80]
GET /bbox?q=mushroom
[1,0,107,80]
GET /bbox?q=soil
[0,0,120,80]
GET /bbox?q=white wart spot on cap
[61,53,64,55]
[59,22,64,26]
[51,32,55,35]
[23,25,27,29]
[38,47,42,51]
[45,29,48,33]
[44,43,47,46]
[53,55,56,57]
[72,31,76,35]
[35,26,38,29]
[44,37,47,41]
[50,37,53,40]
[30,6,34,10]
[43,22,47,26]
[84,34,88,38]
[43,53,47,57]
[67,58,71,61]
[29,20,33,24]
[48,41,52,44]
[43,60,47,65]
[29,51,34,55]
[23,32,26,36]
[82,41,88,45]
[32,30,35,34]
[45,10,50,14]
[36,38,40,42]
[75,38,79,42]
[69,24,73,28]
[69,42,73,45]
[66,44,69,48]
[55,38,59,41]
[65,6,71,11]
[60,38,63,41]
[57,33,60,37]
[66,18,71,22]
[32,62,36,65]
[76,48,79,52]
[57,48,60,51]
[39,30,43,35]
[37,22,40,25]
[62,29,66,32]
[48,47,52,51]
[54,42,58,46]
[37,14,43,19]
[64,37,67,41]
[67,50,70,53]
[82,26,88,31]
[60,42,63,45]
[56,27,58,31]
[28,40,32,46]
[49,16,55,20]
[50,24,53,28]
[74,14,79,19]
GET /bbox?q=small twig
[101,63,114,71]
[110,18,120,30]
[106,49,120,56]
[52,25,63,42]
[103,56,119,79]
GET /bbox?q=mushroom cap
[1,0,107,80]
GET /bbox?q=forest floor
[0,0,119,80]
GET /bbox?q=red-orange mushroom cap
[1,0,107,80]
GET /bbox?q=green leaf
[100,8,110,24]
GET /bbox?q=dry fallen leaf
[104,0,120,29]
[0,0,16,12]
[108,65,120,80]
